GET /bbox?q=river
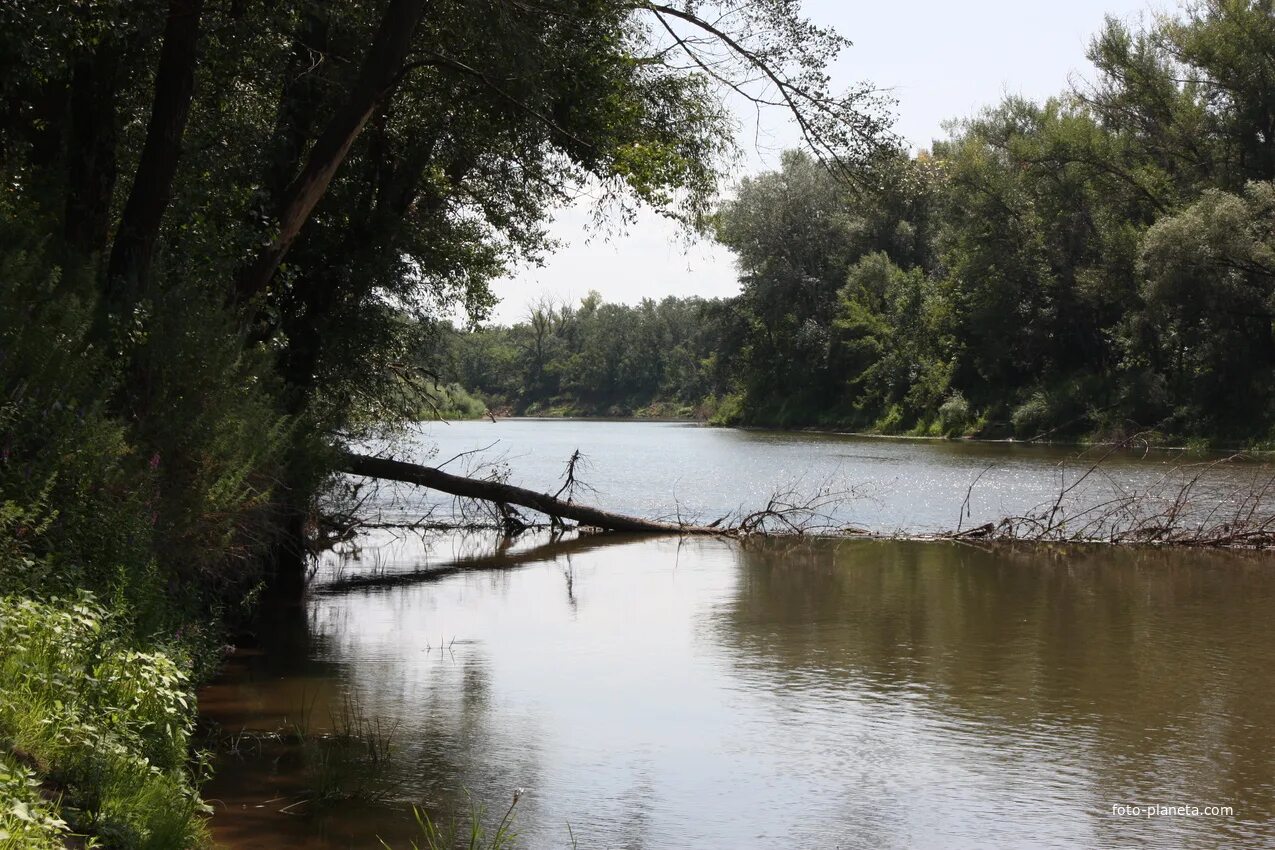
[199,421,1275,849]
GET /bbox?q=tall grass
[0,593,209,849]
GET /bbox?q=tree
[703,1,1275,439]
[1163,0,1275,184]
[712,148,933,422]
[833,252,950,421]
[1,0,893,598]
[104,0,205,307]
[1138,182,1275,426]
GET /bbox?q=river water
[350,419,1275,535]
[200,422,1275,849]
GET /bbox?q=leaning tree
[0,0,895,594]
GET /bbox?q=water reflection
[718,540,1275,848]
[202,533,1275,849]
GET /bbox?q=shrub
[705,391,746,426]
[1,210,293,629]
[0,227,156,602]
[873,403,904,433]
[124,278,291,602]
[420,383,488,420]
[937,392,972,437]
[1011,392,1052,439]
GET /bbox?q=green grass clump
[0,593,209,849]
[383,793,523,850]
[0,752,68,849]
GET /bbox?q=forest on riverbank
[431,2,1275,446]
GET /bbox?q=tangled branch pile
[954,453,1275,549]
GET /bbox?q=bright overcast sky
[485,0,1165,324]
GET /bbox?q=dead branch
[949,448,1275,549]
[552,449,595,503]
[732,482,859,535]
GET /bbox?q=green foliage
[0,222,242,838]
[713,151,931,416]
[693,1,1275,443]
[0,593,207,849]
[1137,182,1275,429]
[1011,393,1054,440]
[937,393,972,437]
[873,404,904,433]
[705,391,747,426]
[415,382,488,421]
[0,215,155,602]
[0,208,288,627]
[0,752,70,849]
[125,279,292,591]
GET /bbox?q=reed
[383,790,523,850]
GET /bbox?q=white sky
[486,0,1164,324]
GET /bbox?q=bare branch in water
[950,438,1275,549]
[552,449,596,504]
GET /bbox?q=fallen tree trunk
[340,451,720,534]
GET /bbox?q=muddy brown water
[200,424,1275,849]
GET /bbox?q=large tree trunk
[263,11,330,212]
[341,451,720,534]
[262,140,463,602]
[64,46,119,257]
[234,0,431,305]
[105,0,204,303]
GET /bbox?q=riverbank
[453,411,1269,456]
[440,380,1275,453]
[502,400,700,420]
[746,424,1264,455]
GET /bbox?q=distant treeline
[428,293,733,418]
[431,3,1275,444]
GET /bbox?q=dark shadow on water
[314,529,653,593]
